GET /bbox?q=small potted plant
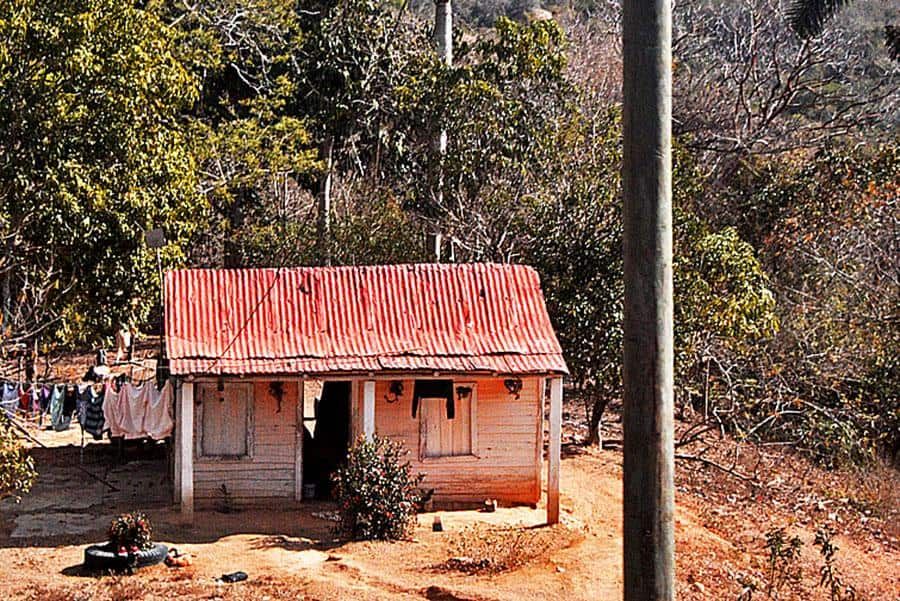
[84,512,168,572]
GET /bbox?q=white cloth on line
[102,382,121,437]
[143,381,174,440]
[104,381,174,440]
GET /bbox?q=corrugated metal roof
[164,264,568,376]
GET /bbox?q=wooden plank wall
[194,381,297,507]
[372,377,543,504]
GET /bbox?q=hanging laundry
[39,384,52,413]
[102,382,121,437]
[76,384,93,426]
[19,386,32,412]
[143,381,174,440]
[49,384,70,431]
[1,381,20,417]
[82,386,106,440]
[104,380,174,440]
[118,382,149,440]
[63,385,77,418]
[106,381,146,440]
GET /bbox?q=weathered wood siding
[194,381,297,507]
[370,377,544,504]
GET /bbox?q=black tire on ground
[83,542,168,572]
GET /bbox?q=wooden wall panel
[192,376,544,507]
[374,377,542,504]
[194,380,298,507]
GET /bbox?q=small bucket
[302,483,317,500]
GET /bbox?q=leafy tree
[0,0,201,345]
[158,0,319,268]
[395,16,574,259]
[787,0,899,60]
[292,0,429,263]
[702,143,899,464]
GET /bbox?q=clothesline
[0,373,161,388]
[1,378,174,442]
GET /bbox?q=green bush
[108,512,153,552]
[332,435,425,541]
[0,419,36,502]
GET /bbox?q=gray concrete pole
[621,0,675,598]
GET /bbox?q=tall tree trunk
[587,395,610,447]
[223,187,253,268]
[317,136,334,266]
[432,0,452,262]
[622,0,675,598]
[1,235,12,329]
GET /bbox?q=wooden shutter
[421,393,471,458]
[199,383,252,457]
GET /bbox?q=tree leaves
[786,0,854,38]
[0,0,202,344]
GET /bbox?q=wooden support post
[350,379,360,442]
[547,376,563,525]
[178,381,194,521]
[173,381,181,504]
[295,378,304,501]
[363,380,375,442]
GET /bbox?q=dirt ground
[1,408,898,600]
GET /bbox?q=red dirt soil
[1,432,898,600]
[0,349,897,601]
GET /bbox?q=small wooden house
[164,264,567,523]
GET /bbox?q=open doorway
[302,380,351,498]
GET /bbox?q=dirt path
[1,435,897,600]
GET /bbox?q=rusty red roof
[164,264,567,376]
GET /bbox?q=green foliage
[524,108,622,397]
[764,527,804,598]
[0,418,36,502]
[398,16,572,221]
[160,0,319,268]
[332,435,424,541]
[1,1,892,469]
[813,526,857,600]
[676,226,778,343]
[294,0,427,158]
[706,143,899,464]
[787,0,854,38]
[107,511,153,551]
[0,0,202,344]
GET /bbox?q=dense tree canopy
[0,0,896,466]
[0,0,201,344]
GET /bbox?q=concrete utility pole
[621,0,675,598]
[432,0,451,262]
[316,136,334,266]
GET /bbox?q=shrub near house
[332,436,425,541]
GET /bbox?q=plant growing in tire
[84,512,167,572]
[108,512,153,554]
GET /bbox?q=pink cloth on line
[102,383,122,437]
[119,383,149,440]
[143,381,174,440]
[103,381,174,440]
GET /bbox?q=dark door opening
[302,380,351,498]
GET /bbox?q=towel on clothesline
[81,387,106,440]
[50,384,73,431]
[144,381,174,440]
[104,381,173,440]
